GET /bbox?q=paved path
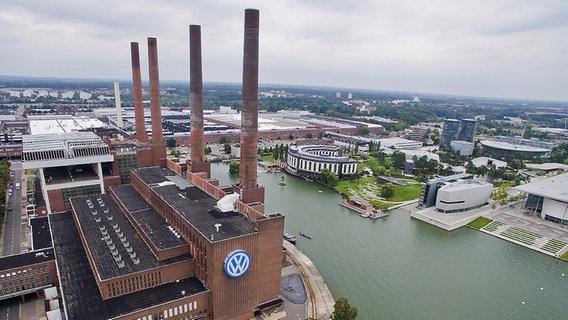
[283,241,335,320]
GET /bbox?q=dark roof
[69,194,190,280]
[0,248,54,272]
[49,212,207,320]
[30,216,52,250]
[110,185,188,250]
[132,167,257,242]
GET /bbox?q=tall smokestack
[240,9,260,191]
[189,25,205,164]
[130,42,148,142]
[113,82,123,128]
[148,37,166,166]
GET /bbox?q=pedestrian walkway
[481,220,568,257]
[282,241,335,320]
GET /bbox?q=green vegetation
[332,297,358,320]
[468,217,493,230]
[380,182,395,198]
[0,160,12,230]
[320,169,339,187]
[388,184,422,202]
[228,161,240,175]
[166,137,177,148]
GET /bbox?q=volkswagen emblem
[224,250,251,278]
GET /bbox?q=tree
[391,151,406,169]
[305,133,313,139]
[219,136,231,144]
[166,138,177,148]
[320,168,339,187]
[223,143,231,154]
[332,297,358,320]
[381,182,395,199]
[360,126,370,136]
[229,161,240,174]
[204,146,212,155]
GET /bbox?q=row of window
[0,274,50,296]
[135,301,204,320]
[107,271,162,298]
[287,154,357,175]
[0,265,48,280]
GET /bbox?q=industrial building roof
[30,217,52,250]
[28,117,107,135]
[70,194,191,280]
[49,212,207,320]
[513,173,568,203]
[132,167,257,242]
[0,248,54,272]
[110,185,188,250]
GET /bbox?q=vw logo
[224,250,251,278]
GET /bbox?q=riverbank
[282,241,335,320]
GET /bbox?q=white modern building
[471,157,507,169]
[513,173,568,225]
[286,145,358,180]
[435,180,493,213]
[372,137,422,150]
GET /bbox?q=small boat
[298,232,312,240]
[283,232,297,245]
[360,212,369,218]
[368,209,389,219]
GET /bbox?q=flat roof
[49,212,207,320]
[513,173,568,203]
[110,185,188,250]
[30,217,52,250]
[439,179,491,192]
[0,248,54,272]
[480,140,550,152]
[70,194,191,280]
[29,117,106,135]
[132,167,258,242]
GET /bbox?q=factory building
[44,9,285,320]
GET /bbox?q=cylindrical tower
[240,9,260,190]
[189,25,205,164]
[130,42,148,142]
[148,37,164,145]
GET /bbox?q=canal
[211,163,568,319]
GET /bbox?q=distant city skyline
[1,0,567,101]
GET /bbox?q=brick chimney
[130,42,149,142]
[237,9,264,204]
[188,25,210,177]
[148,37,166,166]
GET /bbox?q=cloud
[0,0,567,101]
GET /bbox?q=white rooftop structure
[471,157,507,169]
[22,132,113,169]
[28,116,107,135]
[480,140,551,153]
[400,149,439,162]
[513,173,568,203]
[372,137,422,150]
[525,163,568,172]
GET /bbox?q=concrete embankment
[283,241,335,319]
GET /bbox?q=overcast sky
[1,0,567,101]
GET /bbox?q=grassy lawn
[336,177,376,196]
[359,159,379,170]
[561,251,568,261]
[387,184,422,202]
[260,155,275,162]
[336,176,421,209]
[468,217,493,229]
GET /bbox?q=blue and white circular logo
[224,249,251,278]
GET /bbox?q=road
[0,162,24,320]
[0,298,19,320]
[2,162,23,256]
